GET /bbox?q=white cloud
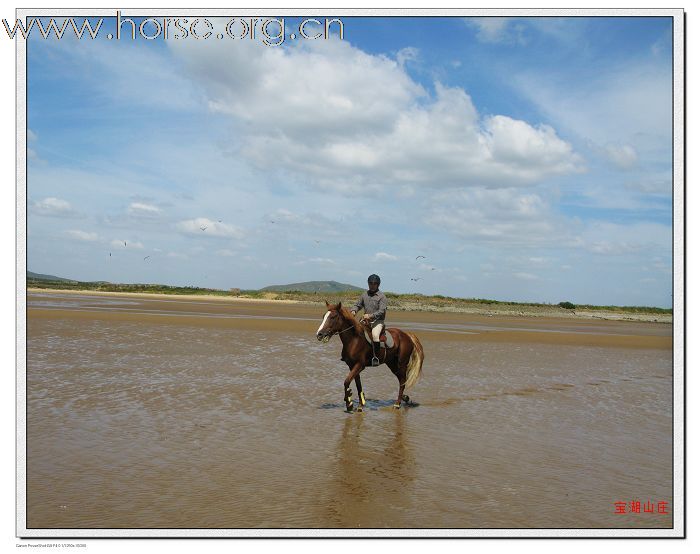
[169,38,581,193]
[31,197,76,217]
[526,18,588,45]
[374,252,398,261]
[177,217,244,239]
[173,37,423,138]
[110,239,144,249]
[216,249,236,257]
[424,187,569,247]
[65,229,98,242]
[624,175,671,194]
[577,222,671,256]
[604,143,638,169]
[514,63,671,151]
[465,18,524,44]
[396,46,419,67]
[267,208,331,229]
[423,186,671,270]
[483,115,583,179]
[128,202,162,216]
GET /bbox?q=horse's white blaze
[317,310,331,335]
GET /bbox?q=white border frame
[15,7,685,539]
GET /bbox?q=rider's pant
[371,320,384,341]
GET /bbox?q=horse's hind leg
[354,374,367,412]
[387,360,406,409]
[395,380,406,409]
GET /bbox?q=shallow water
[25,292,673,529]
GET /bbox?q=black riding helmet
[367,274,381,285]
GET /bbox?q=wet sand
[25,290,673,530]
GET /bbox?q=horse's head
[316,301,347,343]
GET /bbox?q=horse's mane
[338,306,364,335]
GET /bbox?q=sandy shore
[26,287,304,304]
[26,287,672,323]
[27,288,672,350]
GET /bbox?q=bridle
[324,323,355,339]
[319,316,357,343]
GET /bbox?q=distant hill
[260,280,364,293]
[27,270,76,283]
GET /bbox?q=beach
[25,289,673,530]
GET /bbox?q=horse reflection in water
[316,301,425,412]
[322,411,416,527]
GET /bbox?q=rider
[350,274,387,366]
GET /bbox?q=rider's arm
[350,294,364,315]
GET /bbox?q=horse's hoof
[393,403,401,409]
[402,395,410,403]
[356,406,363,413]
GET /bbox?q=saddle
[362,324,394,349]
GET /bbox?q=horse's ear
[338,301,342,310]
[325,299,330,308]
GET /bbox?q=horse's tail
[403,331,424,390]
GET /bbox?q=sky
[25,15,675,307]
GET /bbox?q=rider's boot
[371,342,381,366]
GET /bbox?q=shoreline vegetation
[26,278,672,323]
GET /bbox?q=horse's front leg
[354,374,367,412]
[343,362,363,412]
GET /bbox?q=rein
[338,324,356,335]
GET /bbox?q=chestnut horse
[316,301,424,412]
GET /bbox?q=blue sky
[26,15,674,307]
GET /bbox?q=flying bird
[416,255,426,260]
[124,241,127,247]
[410,277,422,282]
[143,256,151,261]
[200,226,207,231]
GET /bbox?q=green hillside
[260,280,364,293]
[27,271,76,283]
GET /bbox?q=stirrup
[371,356,380,366]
